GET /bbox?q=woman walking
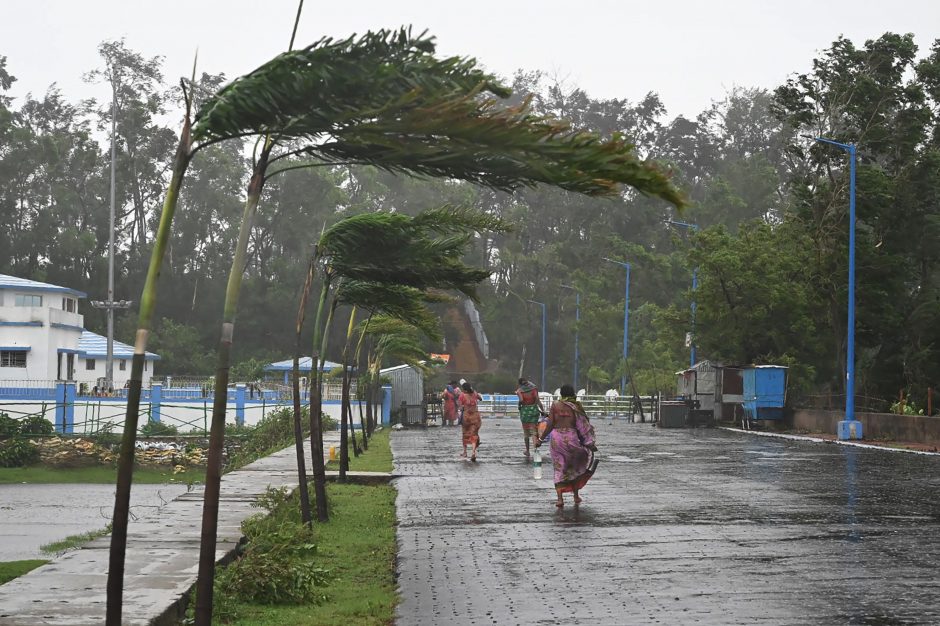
[515,377,545,457]
[536,384,597,507]
[458,381,483,461]
[441,380,460,426]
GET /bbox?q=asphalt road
[393,419,940,625]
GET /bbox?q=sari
[516,383,541,436]
[547,399,597,493]
[459,391,482,446]
[442,386,459,423]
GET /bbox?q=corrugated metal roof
[78,330,160,360]
[264,357,342,372]
[0,274,87,298]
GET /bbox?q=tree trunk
[106,116,191,626]
[291,254,316,527]
[195,148,269,626]
[309,286,334,522]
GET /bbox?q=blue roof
[78,330,160,361]
[0,274,86,298]
[265,357,343,372]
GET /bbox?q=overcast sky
[2,0,938,119]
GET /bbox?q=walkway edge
[719,427,940,456]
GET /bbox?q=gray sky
[2,0,938,119]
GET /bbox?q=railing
[0,380,57,399]
[475,394,658,420]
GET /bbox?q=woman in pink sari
[458,381,482,461]
[535,384,597,507]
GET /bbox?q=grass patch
[0,560,48,585]
[40,525,112,555]
[0,465,205,485]
[326,428,392,473]
[220,482,397,625]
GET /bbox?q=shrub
[139,420,180,437]
[213,487,328,621]
[0,412,53,467]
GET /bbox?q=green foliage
[194,29,682,203]
[229,408,336,470]
[213,487,328,618]
[889,400,924,416]
[138,420,179,438]
[585,366,611,392]
[0,413,54,468]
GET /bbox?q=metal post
[540,302,547,393]
[525,299,547,392]
[574,291,580,389]
[560,285,580,389]
[107,79,116,391]
[624,263,630,394]
[690,268,697,368]
[811,137,862,440]
[602,259,631,395]
[846,143,856,423]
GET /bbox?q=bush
[139,420,180,437]
[0,412,54,467]
[213,487,328,621]
[228,407,336,469]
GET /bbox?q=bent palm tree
[186,26,684,621]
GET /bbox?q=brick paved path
[393,419,940,625]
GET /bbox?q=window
[14,294,42,307]
[119,360,126,371]
[61,297,76,313]
[86,359,96,371]
[0,351,27,368]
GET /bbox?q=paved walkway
[0,483,189,562]
[393,419,940,625]
[0,433,342,626]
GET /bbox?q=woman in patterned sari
[515,377,545,457]
[458,381,483,461]
[535,384,597,507]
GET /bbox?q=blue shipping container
[742,366,787,420]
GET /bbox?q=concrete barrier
[793,408,940,445]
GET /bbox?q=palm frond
[336,281,442,342]
[193,28,684,207]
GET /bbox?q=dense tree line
[2,33,938,409]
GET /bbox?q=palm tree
[181,25,685,621]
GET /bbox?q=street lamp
[526,299,547,392]
[666,220,699,368]
[809,135,863,441]
[602,258,630,395]
[559,284,580,389]
[90,299,133,390]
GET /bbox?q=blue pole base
[837,419,863,441]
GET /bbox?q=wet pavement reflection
[393,419,940,625]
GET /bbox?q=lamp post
[666,220,698,368]
[602,258,630,395]
[560,284,580,389]
[526,299,547,392]
[811,136,862,441]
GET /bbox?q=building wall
[75,355,152,389]
[0,293,83,380]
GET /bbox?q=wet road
[393,420,940,625]
[0,483,189,561]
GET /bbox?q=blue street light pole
[527,299,547,392]
[812,136,862,441]
[603,259,630,395]
[560,285,580,389]
[666,220,699,368]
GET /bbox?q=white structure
[0,274,158,388]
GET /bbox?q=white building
[0,274,158,389]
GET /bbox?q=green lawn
[0,465,205,484]
[0,560,48,585]
[225,482,397,626]
[325,428,392,473]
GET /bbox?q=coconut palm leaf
[193,29,685,207]
[336,281,443,342]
